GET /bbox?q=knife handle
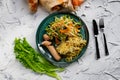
[103,33,109,56]
[95,37,100,59]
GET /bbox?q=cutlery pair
[93,19,109,60]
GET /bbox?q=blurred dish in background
[27,0,85,13]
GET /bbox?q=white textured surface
[0,0,120,80]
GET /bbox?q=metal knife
[93,20,100,59]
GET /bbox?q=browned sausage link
[41,41,51,46]
[43,34,50,41]
[41,41,61,61]
[46,45,61,61]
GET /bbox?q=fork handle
[103,33,109,56]
[95,37,100,59]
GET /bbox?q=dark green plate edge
[36,12,89,67]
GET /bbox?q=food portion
[42,40,61,61]
[28,0,38,13]
[14,38,64,80]
[72,0,84,6]
[72,0,84,9]
[39,0,84,12]
[41,15,86,62]
[39,0,67,12]
[27,0,85,13]
[56,36,86,61]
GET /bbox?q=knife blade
[93,20,100,59]
[93,20,99,35]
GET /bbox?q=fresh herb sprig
[14,38,64,80]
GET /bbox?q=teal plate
[36,12,89,67]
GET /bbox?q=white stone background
[0,0,120,80]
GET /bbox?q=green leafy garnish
[14,38,64,80]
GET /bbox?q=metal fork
[99,18,109,56]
